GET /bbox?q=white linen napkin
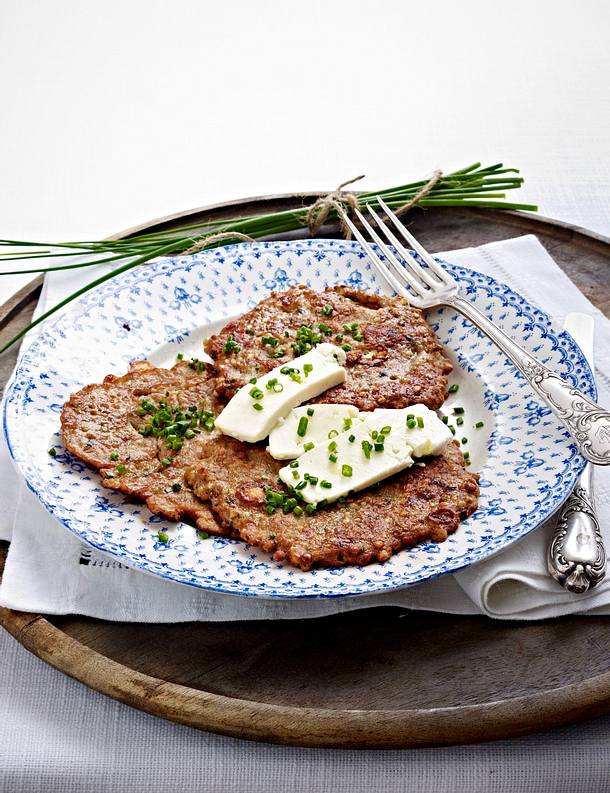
[1,234,609,621]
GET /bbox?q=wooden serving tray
[1,198,609,748]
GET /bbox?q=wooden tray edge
[3,600,610,748]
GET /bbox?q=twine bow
[182,231,255,256]
[307,169,443,239]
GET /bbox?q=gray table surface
[1,1,610,790]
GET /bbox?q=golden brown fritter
[205,286,453,410]
[186,437,479,571]
[61,360,230,536]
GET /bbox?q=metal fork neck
[447,295,610,466]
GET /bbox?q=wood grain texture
[1,200,609,748]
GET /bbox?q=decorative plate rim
[2,239,596,599]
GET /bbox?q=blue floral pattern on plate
[3,240,595,599]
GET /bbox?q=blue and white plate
[3,240,595,598]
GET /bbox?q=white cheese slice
[365,404,452,457]
[215,343,347,443]
[279,423,414,505]
[267,404,361,460]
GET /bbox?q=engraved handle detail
[547,482,606,593]
[450,296,610,465]
[520,364,610,466]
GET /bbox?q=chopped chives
[320,480,332,489]
[348,434,355,443]
[303,441,314,451]
[295,480,307,490]
[342,464,353,477]
[48,447,57,457]
[197,530,209,540]
[456,416,464,426]
[328,429,339,439]
[262,336,279,346]
[249,387,264,399]
[289,460,299,468]
[188,358,206,372]
[449,425,456,435]
[328,440,338,452]
[305,504,316,514]
[222,336,240,354]
[293,505,304,517]
[116,464,126,475]
[416,416,424,429]
[407,419,416,429]
[362,440,372,459]
[176,353,184,360]
[308,475,319,485]
[157,531,169,544]
[249,377,257,384]
[321,304,333,316]
[307,407,315,416]
[441,415,449,424]
[171,482,181,492]
[475,421,485,428]
[253,403,264,411]
[448,384,459,393]
[161,457,171,467]
[453,407,465,414]
[342,344,352,353]
[297,417,309,437]
[374,442,384,452]
[461,437,468,444]
[380,426,391,435]
[343,417,353,431]
[329,453,338,463]
[110,452,119,461]
[303,363,313,376]
[292,470,300,480]
[371,430,378,440]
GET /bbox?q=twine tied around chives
[183,169,444,252]
[306,169,444,239]
[182,231,255,255]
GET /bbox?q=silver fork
[341,197,610,466]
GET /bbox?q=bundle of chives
[0,163,536,353]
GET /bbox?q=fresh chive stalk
[0,162,537,353]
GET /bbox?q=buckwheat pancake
[205,286,453,411]
[61,360,229,536]
[185,436,479,571]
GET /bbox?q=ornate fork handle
[547,467,606,592]
[449,296,610,466]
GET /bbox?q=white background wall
[1,0,609,246]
